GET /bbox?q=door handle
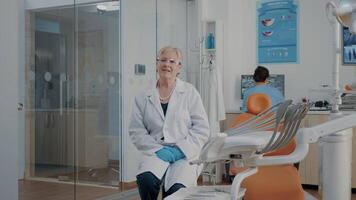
[46,113,50,128]
[60,73,67,116]
[17,103,23,111]
[51,113,55,128]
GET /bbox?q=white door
[0,0,22,199]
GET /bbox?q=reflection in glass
[26,1,121,188]
[76,2,121,187]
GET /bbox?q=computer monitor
[241,74,285,99]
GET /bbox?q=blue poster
[257,0,298,63]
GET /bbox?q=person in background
[129,46,210,200]
[344,80,356,91]
[241,66,284,112]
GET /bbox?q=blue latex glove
[155,147,176,163]
[165,146,186,161]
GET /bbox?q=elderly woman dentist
[129,46,210,199]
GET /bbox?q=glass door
[24,4,77,199]
[74,1,121,187]
[26,5,76,183]
[25,0,121,190]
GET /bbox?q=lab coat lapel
[147,86,165,120]
[165,78,185,119]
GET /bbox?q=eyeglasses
[156,58,181,65]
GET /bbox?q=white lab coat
[129,78,210,190]
[208,60,226,134]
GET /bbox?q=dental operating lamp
[327,0,356,34]
[320,1,356,199]
[325,0,356,112]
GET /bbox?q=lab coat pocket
[137,154,169,179]
[180,110,191,125]
[177,110,192,136]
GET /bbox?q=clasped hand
[155,146,185,163]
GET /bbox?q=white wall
[186,0,200,88]
[121,0,157,182]
[122,0,190,182]
[18,0,26,181]
[206,0,356,112]
[157,0,188,80]
[0,0,23,199]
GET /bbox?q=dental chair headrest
[247,93,272,115]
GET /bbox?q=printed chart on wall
[343,26,356,65]
[257,0,298,63]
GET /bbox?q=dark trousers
[136,172,185,200]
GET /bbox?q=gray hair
[157,46,182,65]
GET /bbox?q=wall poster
[257,0,298,63]
[342,26,356,65]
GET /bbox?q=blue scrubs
[242,85,284,112]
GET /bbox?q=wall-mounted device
[134,64,146,75]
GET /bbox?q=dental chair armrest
[298,113,356,144]
[190,133,228,165]
[244,138,309,167]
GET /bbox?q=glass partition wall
[24,0,198,199]
[25,5,76,199]
[75,1,121,187]
[25,0,121,194]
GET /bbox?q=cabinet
[298,114,328,186]
[76,110,109,168]
[31,109,109,179]
[35,111,71,166]
[298,113,356,188]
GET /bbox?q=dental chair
[165,100,311,200]
[229,94,303,200]
[199,94,272,185]
[166,97,356,200]
[229,93,272,179]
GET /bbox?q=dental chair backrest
[230,93,272,128]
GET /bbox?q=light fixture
[96,4,107,12]
[327,0,356,33]
[96,1,120,13]
[325,0,356,112]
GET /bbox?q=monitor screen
[241,74,285,99]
